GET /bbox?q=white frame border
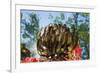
[11,1,96,73]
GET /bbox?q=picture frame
[11,0,96,73]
